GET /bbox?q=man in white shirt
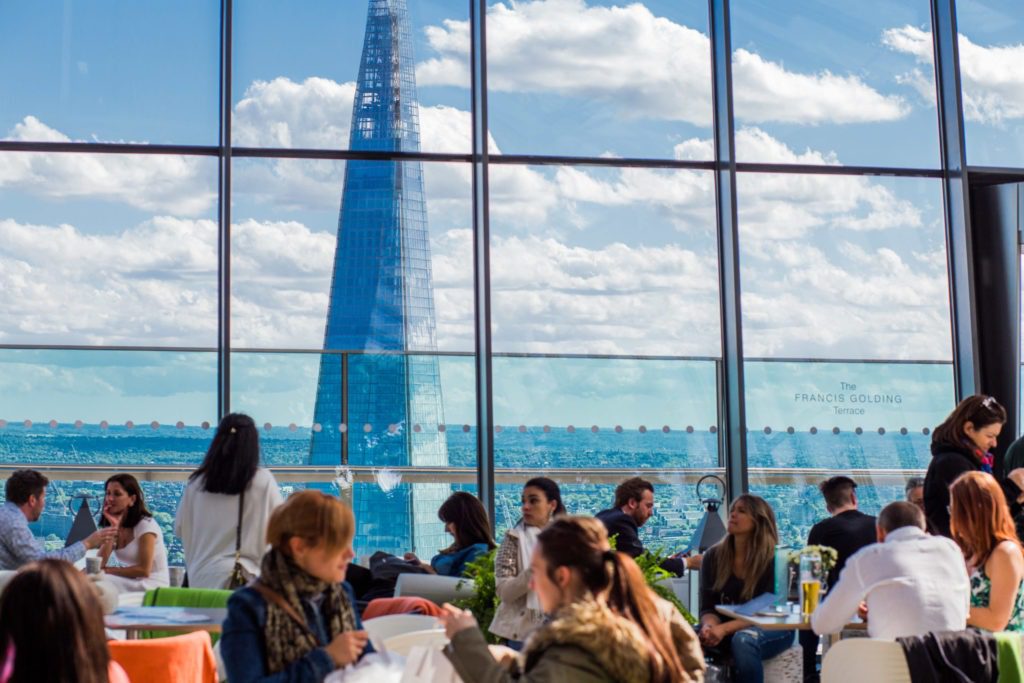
[811,501,969,641]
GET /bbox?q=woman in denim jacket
[220,491,370,683]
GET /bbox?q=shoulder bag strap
[249,581,322,647]
[234,489,244,562]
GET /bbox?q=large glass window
[738,172,955,544]
[731,0,940,168]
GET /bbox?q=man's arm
[810,556,865,636]
[4,516,86,567]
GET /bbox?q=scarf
[515,522,543,612]
[963,439,994,474]
[258,548,356,674]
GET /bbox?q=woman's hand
[403,552,421,564]
[440,603,479,638]
[324,630,369,667]
[699,622,728,647]
[102,504,123,529]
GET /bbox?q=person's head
[905,476,925,511]
[437,491,496,551]
[100,473,151,529]
[531,516,686,682]
[190,412,260,495]
[614,477,656,527]
[4,469,48,522]
[521,477,565,528]
[267,490,355,584]
[819,476,858,514]
[876,501,926,542]
[933,395,1006,454]
[0,559,110,683]
[713,494,778,601]
[949,471,1022,565]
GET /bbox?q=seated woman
[98,473,170,593]
[950,471,1024,631]
[440,515,700,682]
[0,559,129,683]
[698,494,791,683]
[404,491,496,577]
[220,490,370,683]
[489,477,565,647]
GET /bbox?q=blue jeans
[730,626,794,683]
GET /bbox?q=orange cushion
[109,631,217,683]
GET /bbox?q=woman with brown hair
[220,490,370,683]
[950,471,1024,631]
[698,494,789,683]
[404,491,497,577]
[925,395,1024,537]
[440,515,703,683]
[0,559,129,683]
[98,473,170,592]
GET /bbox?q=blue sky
[0,0,1018,427]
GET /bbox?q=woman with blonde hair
[698,494,789,683]
[441,515,703,682]
[220,490,370,683]
[950,471,1024,631]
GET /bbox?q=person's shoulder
[252,467,279,488]
[596,509,631,527]
[137,515,162,534]
[990,540,1024,566]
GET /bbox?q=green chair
[141,587,233,644]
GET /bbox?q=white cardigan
[174,467,284,589]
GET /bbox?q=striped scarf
[258,549,356,674]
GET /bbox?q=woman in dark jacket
[220,490,370,683]
[925,395,1024,537]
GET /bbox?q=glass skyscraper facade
[309,0,449,556]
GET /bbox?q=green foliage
[454,548,502,644]
[635,548,698,625]
[787,545,839,573]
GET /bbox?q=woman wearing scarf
[489,477,565,647]
[220,490,370,683]
[924,395,1024,537]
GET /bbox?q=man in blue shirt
[0,469,116,570]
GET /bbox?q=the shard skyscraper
[310,0,449,557]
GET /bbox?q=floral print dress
[970,564,1024,631]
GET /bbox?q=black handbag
[226,490,255,589]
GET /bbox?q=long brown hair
[950,471,1023,567]
[711,494,778,601]
[932,395,1006,452]
[437,492,496,552]
[537,516,687,683]
[98,473,153,530]
[0,559,111,683]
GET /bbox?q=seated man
[595,477,697,575]
[0,469,115,570]
[810,501,969,640]
[905,477,925,514]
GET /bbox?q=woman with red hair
[950,471,1024,631]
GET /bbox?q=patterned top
[970,562,1024,632]
[0,501,85,570]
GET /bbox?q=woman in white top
[99,473,170,593]
[175,413,284,589]
[489,477,565,647]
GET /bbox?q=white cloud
[418,0,907,126]
[0,117,215,215]
[884,25,1024,123]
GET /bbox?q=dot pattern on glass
[495,425,503,433]
[567,425,576,433]
[900,427,908,435]
[150,421,160,430]
[462,424,470,433]
[388,423,398,434]
[763,426,772,435]
[922,427,930,435]
[878,427,886,435]
[0,420,6,429]
[339,423,348,433]
[201,421,210,429]
[518,425,527,433]
[438,424,447,433]
[639,425,647,433]
[686,425,694,434]
[810,427,818,434]
[176,421,185,429]
[74,420,84,429]
[48,419,58,428]
[832,427,840,435]
[363,423,373,433]
[615,425,623,433]
[125,420,135,429]
[786,427,795,434]
[855,427,863,435]
[592,425,600,433]
[23,420,32,428]
[662,425,670,433]
[709,426,718,434]
[264,422,273,432]
[100,420,109,429]
[312,423,322,433]
[543,425,551,433]
[413,424,422,433]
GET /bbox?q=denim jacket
[220,581,369,683]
